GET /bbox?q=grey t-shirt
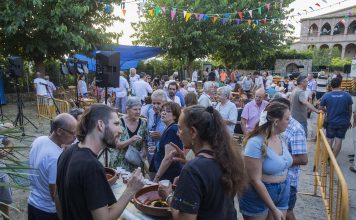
[291,87,308,124]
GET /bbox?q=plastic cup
[159,180,170,187]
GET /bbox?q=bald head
[254,88,265,105]
[52,113,77,146]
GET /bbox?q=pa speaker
[8,56,23,77]
[344,64,351,74]
[60,64,70,75]
[95,51,120,88]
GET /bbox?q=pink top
[241,100,269,132]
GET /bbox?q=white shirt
[192,71,198,82]
[33,78,48,96]
[215,100,237,134]
[77,80,88,95]
[132,79,153,101]
[28,136,63,213]
[46,80,56,97]
[198,93,212,107]
[255,76,264,89]
[265,75,273,88]
[129,74,140,87]
[168,96,181,106]
[114,76,130,98]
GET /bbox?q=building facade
[291,6,356,59]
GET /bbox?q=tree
[0,0,122,72]
[133,0,294,75]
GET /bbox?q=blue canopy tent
[74,45,162,71]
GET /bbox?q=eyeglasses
[60,127,76,136]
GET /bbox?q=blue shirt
[152,123,183,182]
[320,91,353,126]
[244,135,293,176]
[284,118,307,188]
[176,91,185,107]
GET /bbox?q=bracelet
[165,192,174,203]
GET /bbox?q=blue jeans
[115,96,127,113]
[239,179,290,217]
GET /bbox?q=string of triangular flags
[288,0,354,20]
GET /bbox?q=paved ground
[1,101,355,219]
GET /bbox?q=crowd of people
[3,67,352,220]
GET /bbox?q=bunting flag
[322,0,327,3]
[199,14,204,21]
[253,24,256,29]
[95,2,98,9]
[224,13,230,18]
[266,3,270,11]
[170,10,176,20]
[203,14,208,21]
[155,6,160,16]
[309,6,314,11]
[186,13,192,22]
[258,7,262,15]
[105,4,111,13]
[256,19,259,25]
[213,15,218,24]
[194,13,199,20]
[248,10,253,18]
[149,9,154,16]
[183,11,187,18]
[352,8,356,13]
[238,12,243,20]
[122,9,126,16]
[236,19,241,25]
[263,18,267,24]
[222,18,227,25]
[315,3,321,7]
[248,19,251,25]
[161,6,166,13]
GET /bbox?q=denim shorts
[326,125,348,139]
[288,186,297,211]
[239,179,290,217]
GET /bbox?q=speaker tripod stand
[13,78,37,136]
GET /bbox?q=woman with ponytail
[239,102,293,220]
[158,105,245,220]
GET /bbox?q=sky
[106,0,356,45]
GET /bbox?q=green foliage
[133,0,294,72]
[311,47,340,67]
[330,57,352,71]
[0,0,123,70]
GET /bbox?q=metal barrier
[36,95,70,119]
[313,113,349,220]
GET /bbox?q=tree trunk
[186,61,193,80]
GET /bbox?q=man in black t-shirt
[56,104,144,220]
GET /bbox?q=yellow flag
[186,13,192,22]
[253,24,256,29]
[213,16,218,24]
[148,9,154,16]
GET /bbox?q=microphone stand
[42,82,61,115]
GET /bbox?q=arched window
[320,44,329,50]
[347,20,356,34]
[345,43,356,58]
[321,23,331,35]
[333,22,345,35]
[308,24,318,36]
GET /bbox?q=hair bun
[206,106,214,113]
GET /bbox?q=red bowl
[133,185,175,217]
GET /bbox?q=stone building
[291,6,356,59]
[274,59,312,75]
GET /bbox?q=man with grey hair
[290,75,320,137]
[129,68,140,88]
[28,113,77,220]
[33,72,48,96]
[241,88,269,135]
[44,75,56,98]
[215,86,237,134]
[132,72,153,102]
[146,90,167,159]
[198,81,216,107]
